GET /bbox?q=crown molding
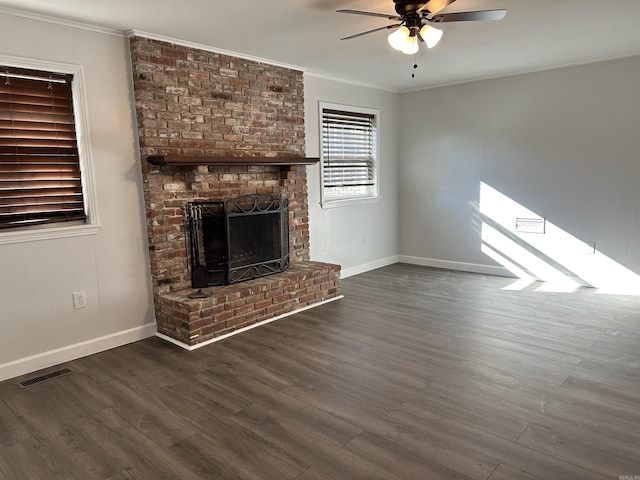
[127,30,306,73]
[0,6,123,37]
[400,51,640,94]
[304,71,399,94]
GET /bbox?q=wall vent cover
[515,217,546,234]
[18,368,72,389]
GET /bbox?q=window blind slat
[0,203,84,216]
[0,187,83,198]
[0,110,76,124]
[0,163,79,173]
[0,120,76,132]
[0,176,80,188]
[0,212,87,230]
[0,193,83,205]
[0,65,86,229]
[0,94,74,108]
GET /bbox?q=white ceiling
[2,0,640,92]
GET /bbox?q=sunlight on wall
[478,182,640,295]
[481,224,580,289]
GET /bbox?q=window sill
[320,196,380,209]
[0,223,102,245]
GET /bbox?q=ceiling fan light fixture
[387,25,410,50]
[420,24,443,48]
[400,35,419,55]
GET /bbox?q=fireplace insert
[184,194,289,286]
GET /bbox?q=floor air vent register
[18,368,72,389]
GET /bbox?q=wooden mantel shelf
[147,155,319,166]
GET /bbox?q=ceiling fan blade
[340,24,401,40]
[336,9,401,20]
[430,9,507,22]
[418,0,456,15]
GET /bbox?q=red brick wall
[129,36,305,159]
[129,36,311,295]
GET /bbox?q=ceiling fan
[338,0,506,54]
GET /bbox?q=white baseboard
[0,323,157,382]
[398,255,514,278]
[157,295,344,351]
[340,255,400,279]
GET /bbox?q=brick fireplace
[129,36,341,347]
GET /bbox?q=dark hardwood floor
[2,264,640,479]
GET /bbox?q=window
[320,103,378,205]
[0,58,97,243]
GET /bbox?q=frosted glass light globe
[388,26,410,51]
[420,24,443,48]
[401,36,419,55]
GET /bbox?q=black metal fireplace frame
[225,194,290,284]
[185,194,290,286]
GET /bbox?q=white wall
[399,56,640,280]
[304,75,401,277]
[0,12,155,381]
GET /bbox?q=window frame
[0,55,99,245]
[319,102,380,208]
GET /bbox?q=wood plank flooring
[2,263,640,479]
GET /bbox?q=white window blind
[321,106,377,202]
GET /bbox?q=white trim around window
[0,54,100,245]
[319,101,380,208]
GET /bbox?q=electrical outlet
[72,291,87,309]
[362,233,369,245]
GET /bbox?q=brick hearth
[129,36,341,346]
[156,262,340,345]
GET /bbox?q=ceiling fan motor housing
[393,0,429,16]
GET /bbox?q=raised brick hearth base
[155,261,341,347]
